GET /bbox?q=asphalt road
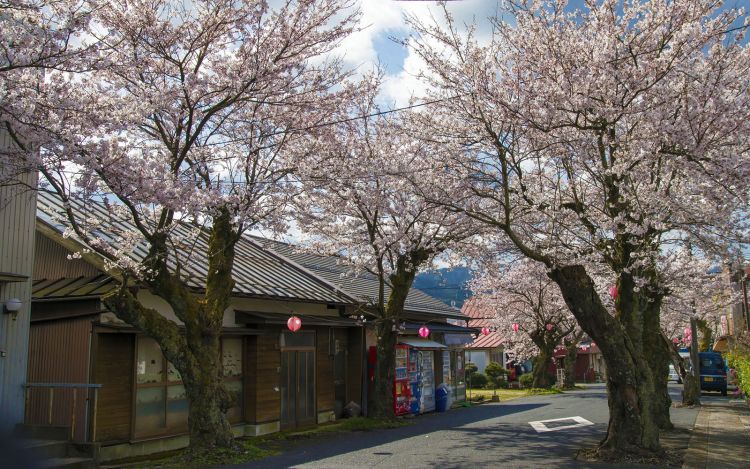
[229,383,719,469]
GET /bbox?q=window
[134,336,243,437]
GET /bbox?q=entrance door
[280,350,316,429]
[333,336,347,418]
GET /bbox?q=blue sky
[345,0,749,106]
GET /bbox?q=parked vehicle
[698,351,728,396]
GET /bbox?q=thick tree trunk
[183,333,233,450]
[563,343,578,389]
[532,346,554,388]
[369,252,426,419]
[696,319,713,352]
[549,265,661,457]
[643,296,672,430]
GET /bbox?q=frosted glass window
[135,388,166,433]
[167,385,189,430]
[222,338,243,378]
[137,338,164,384]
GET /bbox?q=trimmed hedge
[727,349,750,398]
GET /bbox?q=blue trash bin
[435,385,449,412]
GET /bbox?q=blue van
[698,351,727,396]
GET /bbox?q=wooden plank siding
[34,233,101,279]
[26,314,95,441]
[346,327,363,407]
[316,327,335,413]
[92,332,134,443]
[249,331,281,424]
[0,128,37,432]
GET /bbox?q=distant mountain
[414,267,473,309]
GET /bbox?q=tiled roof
[461,298,504,349]
[254,236,465,319]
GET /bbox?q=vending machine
[408,348,421,414]
[394,345,411,415]
[420,351,436,412]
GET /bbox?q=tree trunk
[369,251,427,419]
[696,319,713,352]
[532,346,554,388]
[563,342,578,389]
[549,265,661,457]
[642,294,672,430]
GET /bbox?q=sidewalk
[682,399,750,469]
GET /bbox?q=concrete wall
[0,128,37,433]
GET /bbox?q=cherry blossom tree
[471,258,579,388]
[1,0,100,182]
[294,88,476,419]
[406,0,750,457]
[9,0,358,450]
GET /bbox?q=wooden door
[280,350,316,429]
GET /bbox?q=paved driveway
[229,384,704,469]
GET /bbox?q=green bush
[519,373,534,388]
[485,362,508,388]
[465,362,478,375]
[469,372,488,388]
[727,349,750,398]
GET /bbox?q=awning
[403,321,479,334]
[398,339,446,349]
[235,310,361,327]
[713,336,730,353]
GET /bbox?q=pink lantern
[673,337,679,344]
[545,323,554,331]
[418,326,430,338]
[512,323,519,332]
[684,327,691,337]
[287,315,302,333]
[608,285,618,299]
[481,327,490,336]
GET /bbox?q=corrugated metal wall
[26,315,94,441]
[0,128,38,433]
[34,234,101,279]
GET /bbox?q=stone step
[37,457,96,469]
[17,438,69,459]
[14,424,70,441]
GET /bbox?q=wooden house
[26,192,473,461]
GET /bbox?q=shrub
[485,362,508,388]
[727,348,750,398]
[519,373,534,388]
[469,372,488,388]
[465,362,478,375]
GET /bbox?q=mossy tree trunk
[103,207,238,450]
[369,250,429,420]
[696,319,713,352]
[563,340,579,389]
[530,331,557,388]
[549,265,661,457]
[641,291,672,430]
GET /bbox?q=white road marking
[528,416,594,433]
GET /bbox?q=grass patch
[466,387,562,401]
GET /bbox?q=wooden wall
[34,234,101,279]
[347,327,363,407]
[246,331,281,424]
[316,327,334,413]
[26,314,95,441]
[92,332,134,443]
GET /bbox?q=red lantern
[512,323,519,332]
[481,327,490,336]
[609,285,618,299]
[287,315,302,333]
[418,326,430,338]
[546,323,554,331]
